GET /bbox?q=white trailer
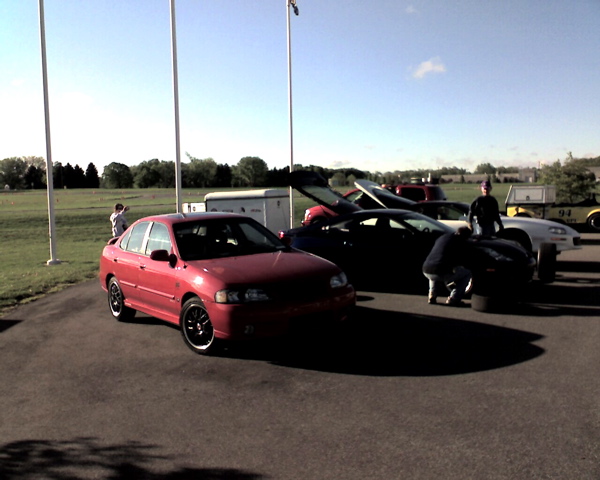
[204,189,290,233]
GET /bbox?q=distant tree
[539,153,596,203]
[102,162,134,188]
[232,157,268,187]
[330,172,347,186]
[24,165,46,189]
[497,166,519,174]
[85,163,100,188]
[0,157,27,189]
[72,165,86,188]
[266,166,289,187]
[474,163,497,175]
[22,155,46,170]
[185,155,218,188]
[63,163,75,188]
[156,160,176,188]
[133,159,162,188]
[52,162,65,188]
[572,156,600,167]
[214,164,232,187]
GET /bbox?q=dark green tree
[474,163,497,175]
[232,157,268,187]
[539,153,596,203]
[72,165,86,188]
[85,163,100,188]
[52,162,65,189]
[133,159,162,188]
[214,164,232,187]
[24,165,46,189]
[0,157,27,190]
[102,162,134,188]
[184,155,218,188]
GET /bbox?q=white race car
[414,201,582,254]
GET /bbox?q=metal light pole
[286,0,299,227]
[38,0,60,265]
[170,0,183,213]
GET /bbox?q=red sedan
[99,213,355,354]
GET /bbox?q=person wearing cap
[110,203,130,237]
[468,180,503,236]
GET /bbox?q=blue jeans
[423,266,472,301]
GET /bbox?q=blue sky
[1,0,599,175]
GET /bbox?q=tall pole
[286,1,297,227]
[38,0,60,265]
[170,0,183,213]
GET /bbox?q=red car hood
[185,250,339,284]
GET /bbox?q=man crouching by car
[422,226,472,307]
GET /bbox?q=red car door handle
[139,264,147,270]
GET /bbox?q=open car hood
[289,171,362,215]
[354,179,417,209]
[289,171,416,215]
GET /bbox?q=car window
[402,215,449,233]
[174,218,285,260]
[122,222,151,254]
[145,222,172,255]
[419,205,467,221]
[345,190,362,204]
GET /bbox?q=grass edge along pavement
[0,183,507,317]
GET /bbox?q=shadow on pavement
[0,320,20,333]
[0,438,264,480]
[220,305,545,377]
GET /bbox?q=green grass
[0,183,507,316]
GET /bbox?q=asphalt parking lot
[1,235,599,479]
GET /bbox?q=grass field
[0,183,507,315]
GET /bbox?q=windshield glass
[397,212,454,234]
[174,218,286,260]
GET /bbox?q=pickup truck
[505,185,600,232]
[393,183,447,202]
[302,182,446,226]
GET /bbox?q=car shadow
[0,319,20,333]
[220,306,545,377]
[0,437,264,480]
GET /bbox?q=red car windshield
[174,218,286,260]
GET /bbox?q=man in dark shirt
[422,226,472,306]
[468,180,504,236]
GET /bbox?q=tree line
[1,153,598,197]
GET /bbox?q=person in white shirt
[110,203,129,237]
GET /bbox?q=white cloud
[411,57,447,79]
[406,5,418,14]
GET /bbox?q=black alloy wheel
[180,297,217,354]
[107,277,136,322]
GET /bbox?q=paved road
[1,237,599,479]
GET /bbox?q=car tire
[107,277,136,322]
[470,293,496,312]
[180,297,217,355]
[537,242,557,283]
[587,213,600,233]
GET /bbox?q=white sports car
[414,201,582,254]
